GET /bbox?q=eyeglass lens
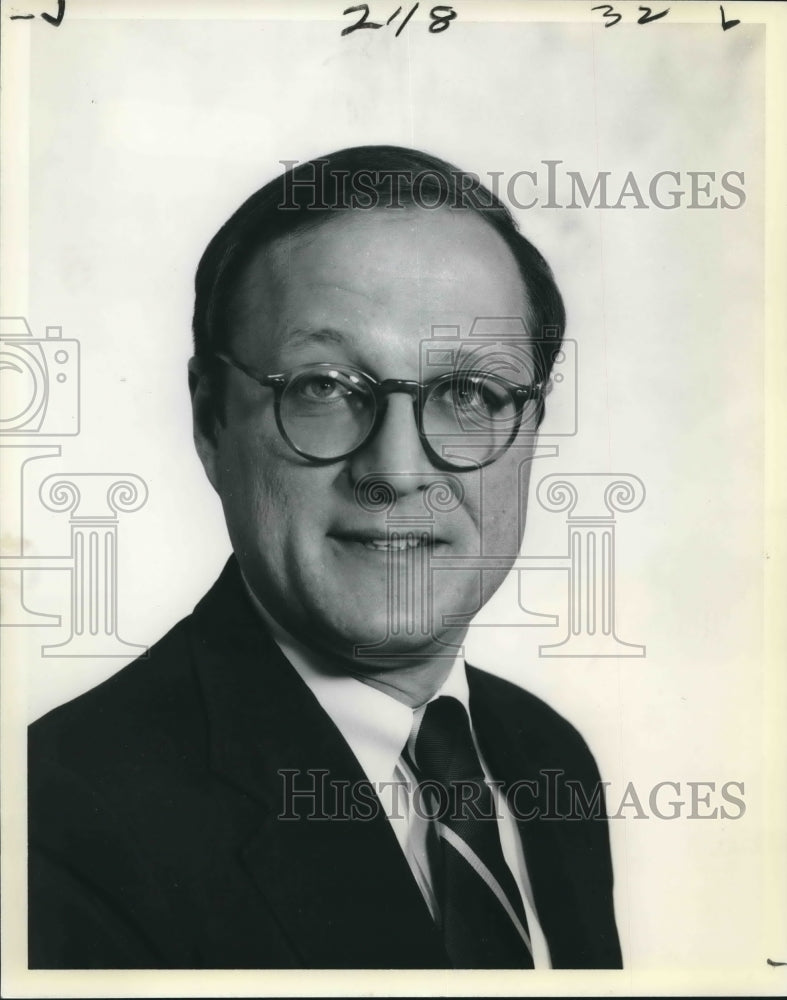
[280,367,376,460]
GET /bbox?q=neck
[281,625,465,707]
[339,653,457,708]
[240,574,465,708]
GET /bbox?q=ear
[188,356,222,493]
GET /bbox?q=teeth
[362,534,429,551]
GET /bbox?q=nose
[347,392,436,495]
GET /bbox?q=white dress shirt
[250,596,551,968]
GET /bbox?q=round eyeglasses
[213,351,549,471]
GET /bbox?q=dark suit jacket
[28,557,622,969]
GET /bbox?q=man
[28,146,622,969]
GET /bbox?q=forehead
[227,207,530,363]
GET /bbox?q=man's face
[192,206,538,666]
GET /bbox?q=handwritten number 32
[591,5,670,27]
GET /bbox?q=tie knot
[412,696,484,785]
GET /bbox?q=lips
[362,533,429,551]
[329,529,446,552]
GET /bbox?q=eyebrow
[284,327,349,349]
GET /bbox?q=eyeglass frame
[210,350,551,471]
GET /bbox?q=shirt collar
[241,577,468,787]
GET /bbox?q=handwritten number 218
[342,4,457,37]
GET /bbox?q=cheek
[219,430,336,546]
[478,459,532,554]
[216,430,288,538]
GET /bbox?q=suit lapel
[188,559,448,968]
[467,666,612,969]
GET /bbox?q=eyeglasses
[213,351,549,471]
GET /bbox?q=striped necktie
[406,696,534,969]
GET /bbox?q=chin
[312,608,460,667]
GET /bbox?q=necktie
[406,696,534,969]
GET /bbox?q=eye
[435,375,510,416]
[287,367,372,415]
[298,374,349,401]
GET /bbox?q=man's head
[189,146,565,683]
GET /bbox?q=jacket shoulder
[467,665,603,781]
[28,614,200,779]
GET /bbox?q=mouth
[329,530,446,553]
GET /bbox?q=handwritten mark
[9,0,65,25]
[591,4,621,27]
[342,3,456,37]
[396,2,419,37]
[591,2,741,30]
[637,5,669,25]
[720,5,740,31]
[341,3,382,34]
[40,0,65,26]
[767,958,787,967]
[429,4,456,33]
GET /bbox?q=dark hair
[192,145,566,381]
